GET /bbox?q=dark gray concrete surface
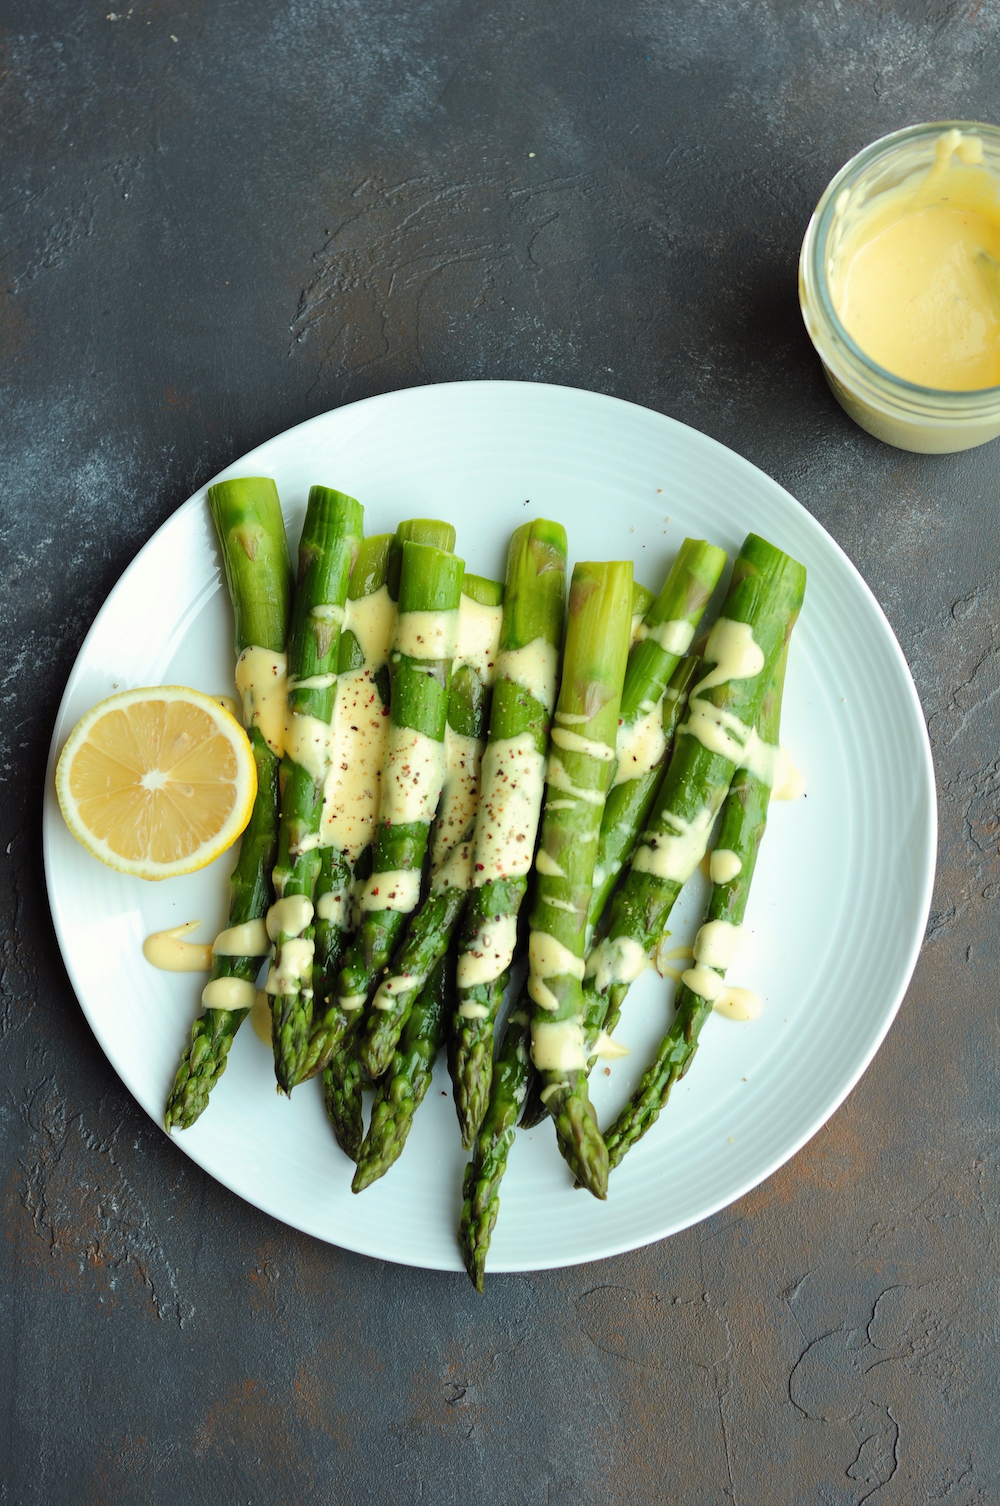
[2,1,998,1500]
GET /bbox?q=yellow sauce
[837,207,1000,388]
[143,921,213,971]
[234,646,288,756]
[832,129,1000,390]
[250,988,273,1044]
[713,987,761,1022]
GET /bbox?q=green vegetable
[309,532,395,1025]
[165,477,292,1131]
[351,951,452,1191]
[321,538,464,1069]
[357,575,504,1081]
[589,539,726,936]
[606,643,790,1167]
[449,520,568,1148]
[527,559,633,1199]
[518,650,700,1134]
[458,1000,532,1292]
[582,534,806,1047]
[268,486,363,1093]
[303,520,459,1099]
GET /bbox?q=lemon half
[55,686,257,881]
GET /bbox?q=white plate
[42,381,936,1273]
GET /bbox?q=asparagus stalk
[357,574,504,1081]
[352,949,452,1190]
[458,999,532,1292]
[518,648,701,1133]
[303,519,455,1091]
[310,532,395,1022]
[527,560,633,1198]
[581,534,806,1044]
[605,643,789,1167]
[385,518,456,597]
[589,540,726,938]
[324,540,465,1059]
[449,520,569,1148]
[165,477,293,1130]
[307,536,396,1151]
[267,487,364,1093]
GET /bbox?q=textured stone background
[2,1,998,1501]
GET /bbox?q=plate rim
[42,378,938,1272]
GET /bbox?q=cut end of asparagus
[387,518,457,597]
[348,532,394,599]
[500,519,568,654]
[207,476,293,655]
[462,571,505,608]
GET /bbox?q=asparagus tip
[351,1158,383,1193]
[554,1084,609,1199]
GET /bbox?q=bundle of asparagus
[304,518,455,1088]
[459,649,702,1285]
[461,533,805,1282]
[605,642,790,1167]
[322,539,464,1076]
[356,572,504,1084]
[345,573,504,1173]
[163,485,807,1294]
[580,534,806,1047]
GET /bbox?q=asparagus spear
[324,540,465,1059]
[352,950,452,1190]
[303,520,456,1086]
[605,644,789,1167]
[582,534,806,1043]
[267,487,364,1093]
[449,520,568,1148]
[458,1000,532,1292]
[589,540,726,939]
[310,532,395,1021]
[165,477,292,1130]
[518,648,701,1132]
[357,573,504,1081]
[308,536,396,1155]
[528,560,633,1199]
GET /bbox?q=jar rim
[804,119,1000,405]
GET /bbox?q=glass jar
[799,120,1000,454]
